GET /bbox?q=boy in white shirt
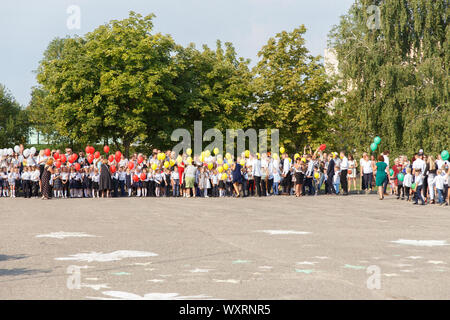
[413,169,425,205]
[403,167,413,201]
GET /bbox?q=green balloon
[441,150,449,161]
[397,173,404,182]
[390,169,394,176]
[370,143,377,151]
[374,136,381,144]
[411,183,416,189]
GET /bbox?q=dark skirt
[41,169,51,198]
[99,164,112,191]
[219,180,225,189]
[295,172,304,185]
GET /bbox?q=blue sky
[0,0,354,106]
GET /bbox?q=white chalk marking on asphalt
[296,261,318,265]
[147,279,165,283]
[428,261,446,265]
[314,256,329,260]
[189,268,213,273]
[257,230,311,235]
[258,266,273,270]
[213,279,240,284]
[397,264,413,267]
[383,274,399,277]
[232,260,250,264]
[112,272,131,276]
[391,239,449,247]
[88,291,211,300]
[400,270,414,273]
[55,250,158,262]
[85,278,99,281]
[343,264,366,270]
[407,256,423,260]
[36,232,97,239]
[145,268,156,271]
[132,262,153,266]
[81,283,109,290]
[295,269,315,274]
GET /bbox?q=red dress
[178,164,185,185]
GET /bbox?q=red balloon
[128,162,134,170]
[44,148,51,157]
[60,154,67,163]
[110,165,116,173]
[319,144,327,151]
[68,155,74,164]
[55,160,62,168]
[104,145,110,154]
[87,154,94,164]
[74,163,81,171]
[90,146,96,154]
[94,151,100,159]
[72,153,78,161]
[140,173,147,181]
[115,155,121,163]
[115,151,122,158]
[137,156,144,164]
[85,146,91,154]
[133,175,139,182]
[53,152,60,160]
[108,155,114,163]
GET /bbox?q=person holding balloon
[375,155,388,200]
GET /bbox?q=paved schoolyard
[0,194,449,300]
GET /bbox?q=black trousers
[341,170,348,194]
[248,179,255,196]
[32,181,40,197]
[254,176,262,197]
[282,172,291,194]
[23,180,31,198]
[261,178,267,196]
[267,178,273,195]
[327,175,335,194]
[362,173,373,190]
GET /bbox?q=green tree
[328,0,449,157]
[252,26,334,152]
[0,85,29,147]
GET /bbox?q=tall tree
[328,0,449,156]
[252,26,334,152]
[0,85,29,147]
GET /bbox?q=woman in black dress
[99,159,112,198]
[40,159,53,200]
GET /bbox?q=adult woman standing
[293,157,304,197]
[347,154,357,192]
[99,159,112,198]
[375,155,388,200]
[231,162,243,197]
[426,156,437,204]
[184,162,197,198]
[40,159,53,200]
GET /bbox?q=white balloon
[0,149,3,156]
[23,149,30,158]
[8,148,13,156]
[30,147,36,155]
[14,145,20,153]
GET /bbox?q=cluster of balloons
[370,136,382,152]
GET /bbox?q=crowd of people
[0,144,449,206]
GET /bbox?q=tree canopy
[0,85,29,147]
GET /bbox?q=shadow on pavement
[0,268,52,277]
[0,254,28,262]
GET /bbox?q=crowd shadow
[0,254,28,262]
[0,268,52,277]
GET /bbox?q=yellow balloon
[314,172,320,179]
[207,162,213,170]
[221,173,227,180]
[294,153,300,159]
[213,147,219,155]
[199,154,204,162]
[217,158,223,165]
[301,157,306,163]
[186,148,192,156]
[169,159,175,167]
[256,153,260,159]
[245,150,250,158]
[226,153,232,160]
[164,161,169,168]
[272,153,279,160]
[151,163,157,171]
[205,150,211,158]
[240,159,246,166]
[280,147,285,154]
[218,166,224,173]
[186,157,192,164]
[223,163,229,170]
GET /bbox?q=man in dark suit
[327,153,335,195]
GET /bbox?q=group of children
[0,146,449,206]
